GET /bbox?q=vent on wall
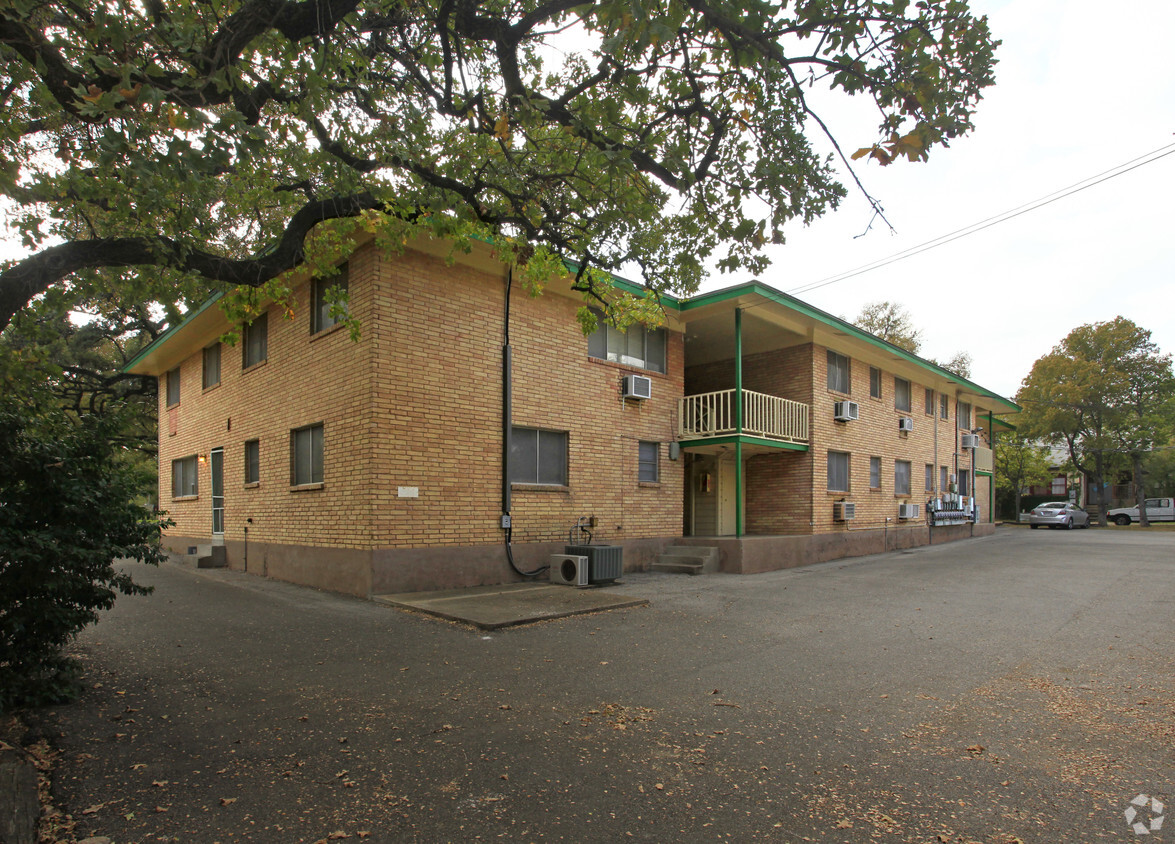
[833,401,860,422]
[622,374,652,400]
[833,501,856,521]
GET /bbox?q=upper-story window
[894,377,911,412]
[869,366,882,399]
[312,263,349,335]
[924,388,934,415]
[165,367,181,407]
[939,394,949,420]
[827,350,850,394]
[202,343,221,389]
[586,308,666,373]
[243,312,268,369]
[958,401,972,430]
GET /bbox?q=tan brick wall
[158,248,378,551]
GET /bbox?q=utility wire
[786,140,1175,297]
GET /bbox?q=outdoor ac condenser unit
[833,501,856,521]
[833,400,860,422]
[898,503,920,520]
[898,416,914,432]
[549,554,589,587]
[622,374,652,400]
[961,433,981,449]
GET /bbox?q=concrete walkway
[34,527,1175,842]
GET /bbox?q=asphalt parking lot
[35,526,1175,842]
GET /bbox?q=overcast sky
[720,0,1175,401]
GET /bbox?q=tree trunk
[1135,453,1149,527]
[1094,450,1108,526]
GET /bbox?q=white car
[1028,501,1090,530]
[1106,497,1174,526]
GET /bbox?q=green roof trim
[122,290,225,374]
[679,434,809,452]
[681,281,1021,414]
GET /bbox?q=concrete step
[652,545,720,575]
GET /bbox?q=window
[1050,475,1066,495]
[202,343,221,389]
[869,456,881,489]
[894,460,911,496]
[894,377,911,412]
[940,465,949,493]
[166,367,181,407]
[958,469,970,497]
[869,367,882,399]
[925,463,935,492]
[827,350,850,394]
[638,441,659,483]
[244,439,260,485]
[243,312,268,368]
[827,451,850,492]
[290,423,324,486]
[939,394,949,420]
[958,401,972,430]
[171,455,197,498]
[312,263,349,334]
[586,309,666,373]
[510,427,568,486]
[924,388,934,415]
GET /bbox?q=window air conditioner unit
[833,501,856,521]
[622,374,652,400]
[549,554,589,587]
[961,433,981,449]
[898,416,914,432]
[833,401,860,422]
[898,503,920,520]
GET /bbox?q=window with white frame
[172,455,198,498]
[869,456,881,489]
[312,263,349,334]
[894,377,911,412]
[586,308,666,373]
[827,350,851,394]
[894,460,911,496]
[924,388,934,415]
[290,423,324,486]
[638,441,659,483]
[244,312,268,368]
[958,401,972,430]
[510,427,568,486]
[939,394,949,420]
[827,451,850,492]
[869,366,882,399]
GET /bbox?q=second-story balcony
[679,389,809,445]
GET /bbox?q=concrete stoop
[171,545,228,569]
[651,545,720,575]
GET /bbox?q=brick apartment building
[126,236,1019,596]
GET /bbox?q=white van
[1106,497,1175,525]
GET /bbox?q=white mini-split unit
[898,503,920,520]
[898,416,914,432]
[833,501,856,521]
[961,433,981,449]
[833,400,860,422]
[549,554,590,586]
[622,374,653,400]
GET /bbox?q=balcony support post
[735,308,744,537]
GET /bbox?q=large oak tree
[1,0,998,329]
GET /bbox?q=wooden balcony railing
[679,389,809,445]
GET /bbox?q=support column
[735,308,744,537]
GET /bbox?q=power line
[786,140,1175,297]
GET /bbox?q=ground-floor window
[245,439,260,485]
[925,463,934,492]
[869,456,881,489]
[290,423,324,486]
[959,469,970,497]
[511,427,568,486]
[827,451,850,492]
[172,455,198,498]
[894,460,911,496]
[638,441,659,483]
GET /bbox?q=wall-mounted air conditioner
[833,501,856,521]
[622,374,652,400]
[833,401,860,422]
[549,554,589,586]
[898,503,920,520]
[961,433,981,449]
[898,416,914,432]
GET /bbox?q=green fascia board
[559,258,682,309]
[681,281,1021,414]
[679,434,809,452]
[976,470,995,477]
[122,290,225,374]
